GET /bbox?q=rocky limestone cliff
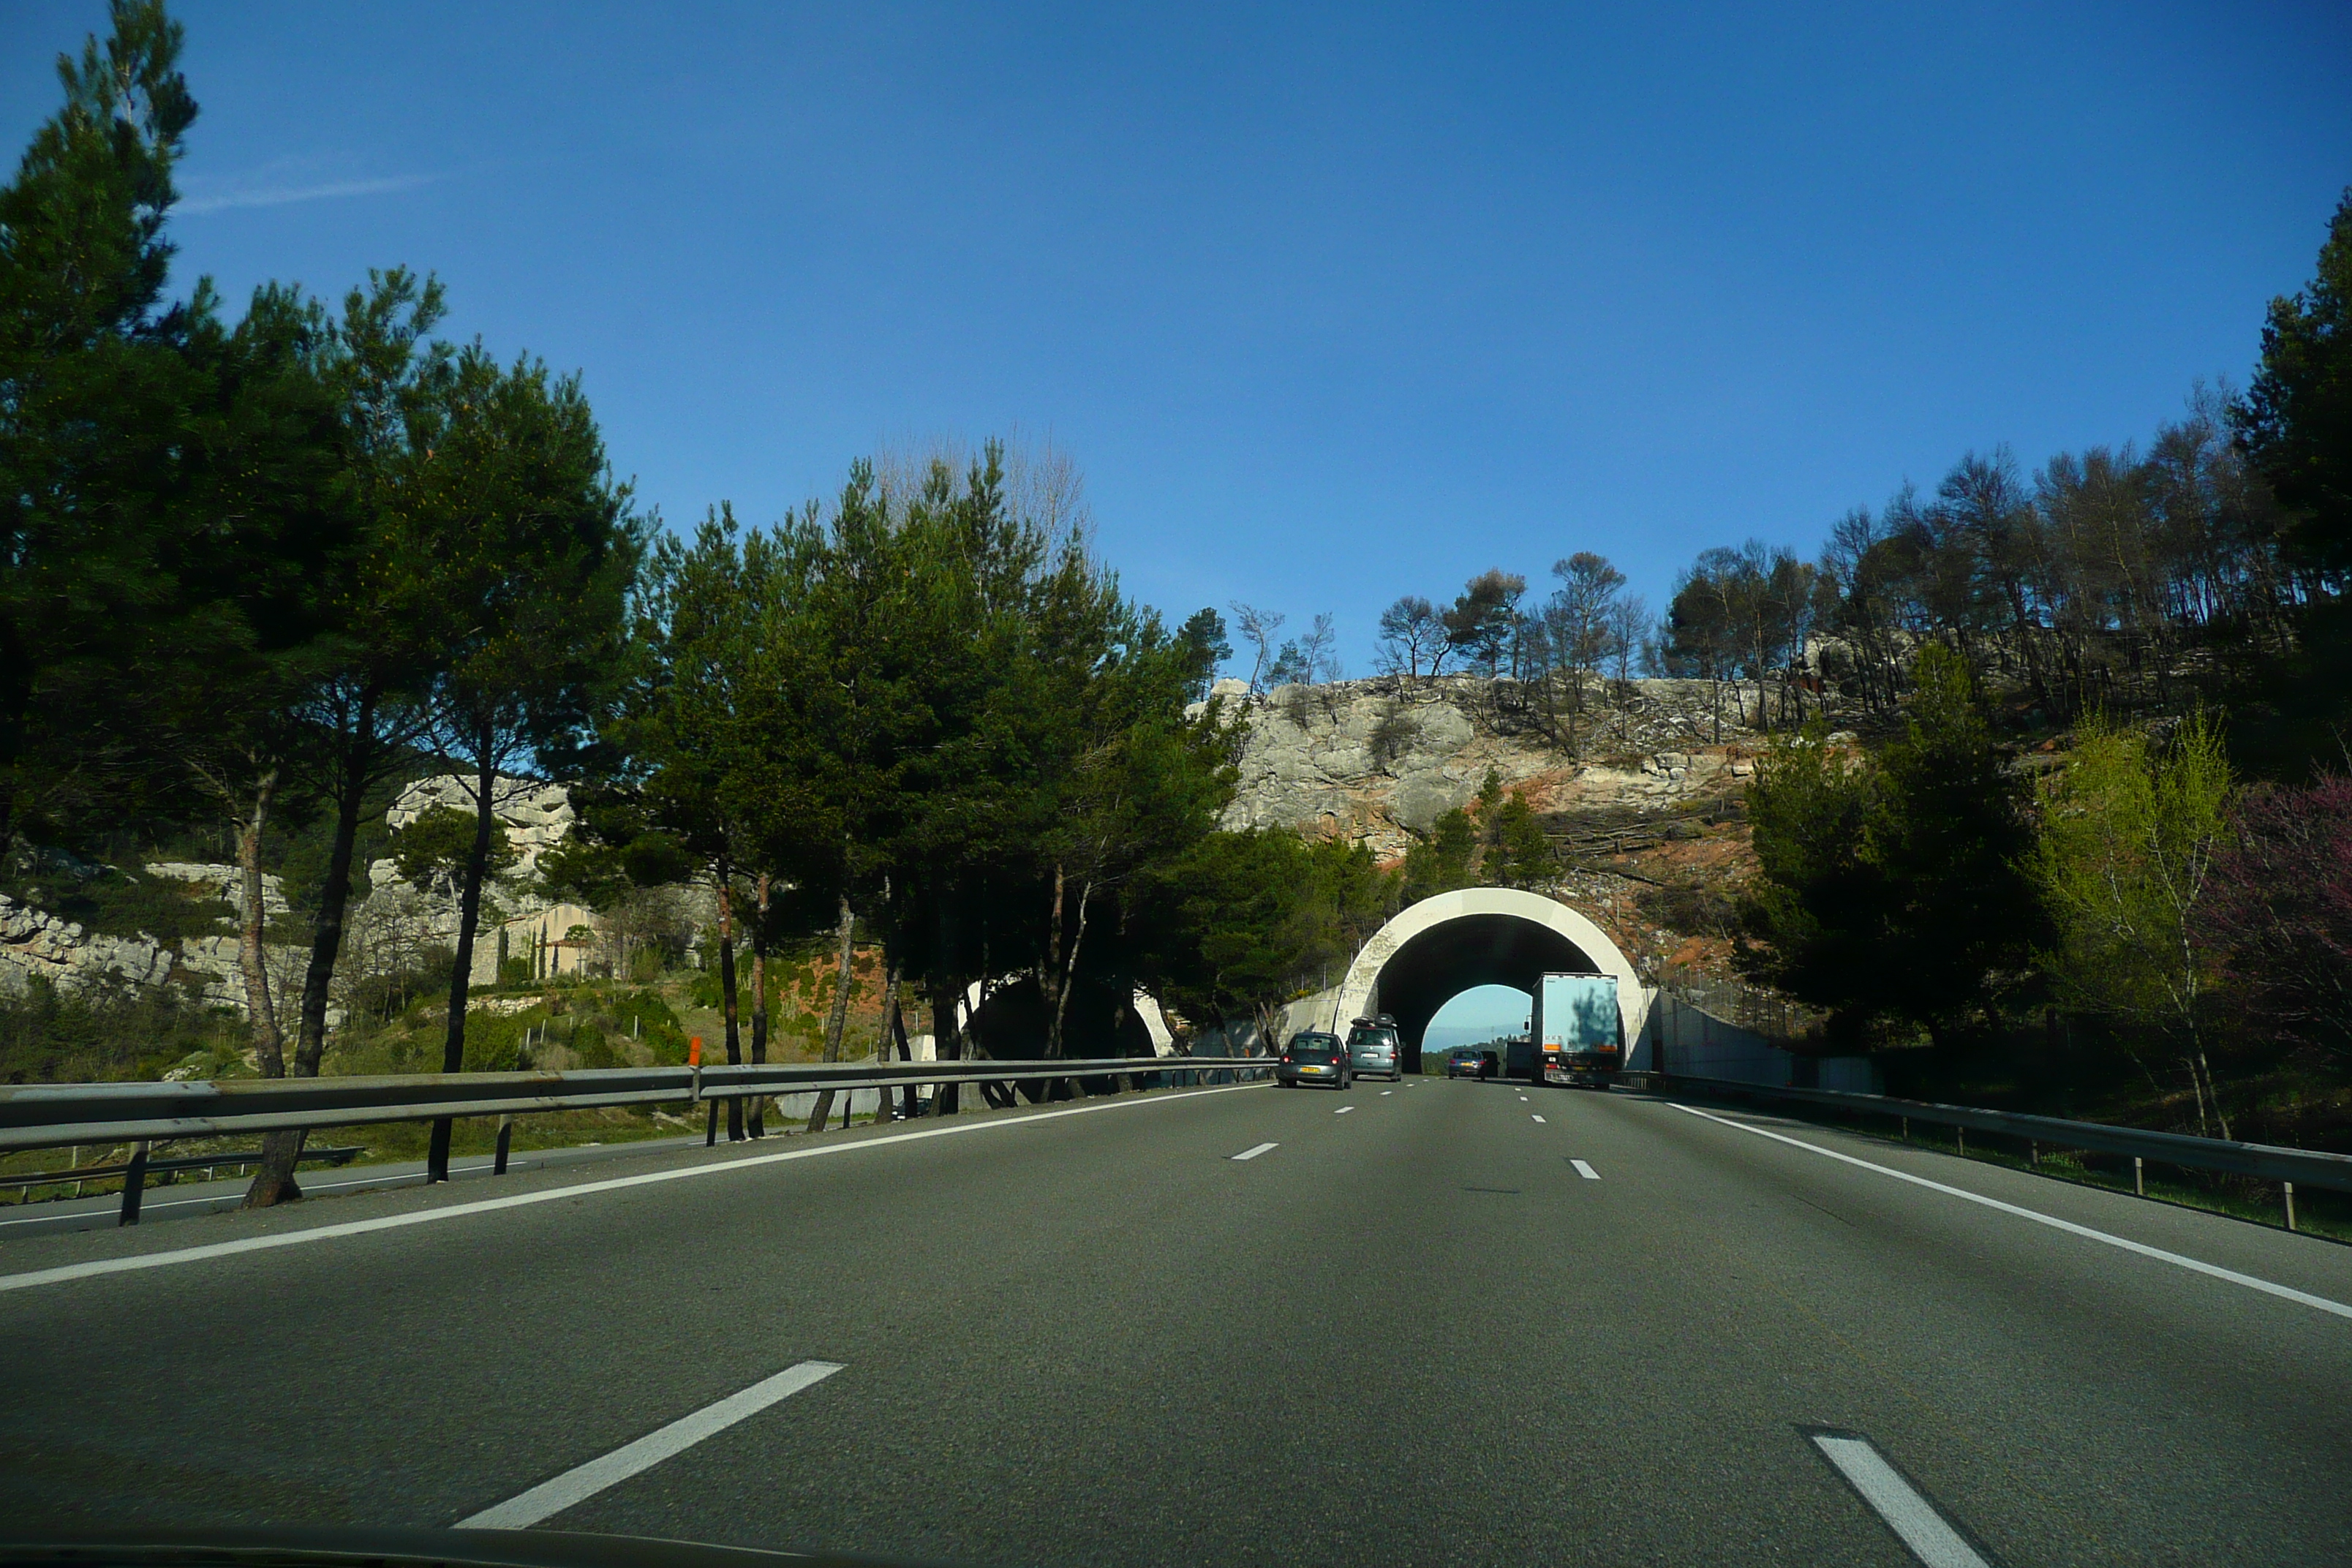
[0,775,609,1017]
[342,775,711,990]
[0,891,183,995]
[0,862,312,1017]
[376,774,577,886]
[1213,674,1768,861]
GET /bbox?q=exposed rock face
[0,777,598,1015]
[1221,685,1529,859]
[0,865,302,1015]
[1218,676,1764,861]
[377,775,577,886]
[0,892,179,995]
[357,775,593,985]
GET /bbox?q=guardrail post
[1956,1126,1966,1156]
[2029,1140,2039,1168]
[118,1139,148,1227]
[2133,1156,2144,1196]
[690,1035,717,1147]
[2284,1181,2297,1232]
[494,1115,514,1175]
[426,1115,453,1184]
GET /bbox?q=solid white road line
[1231,1142,1279,1161]
[1335,1106,1355,1115]
[1673,1103,2352,1322]
[459,1360,843,1529]
[1809,1433,1988,1568]
[1571,1159,1600,1180]
[1531,1115,1547,1123]
[0,1081,1271,1296]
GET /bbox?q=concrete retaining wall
[1629,990,1878,1094]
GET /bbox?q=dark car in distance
[1444,1045,1489,1079]
[1277,1032,1351,1089]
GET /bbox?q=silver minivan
[1346,1018,1402,1081]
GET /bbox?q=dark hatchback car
[1277,1032,1352,1089]
[1444,1045,1490,1079]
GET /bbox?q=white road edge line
[1231,1142,1279,1161]
[1809,1432,1989,1568]
[1571,1159,1599,1180]
[458,1360,843,1529]
[0,1081,1270,1295]
[1673,1103,2352,1322]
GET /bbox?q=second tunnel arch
[1329,887,1648,1073]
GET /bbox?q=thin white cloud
[178,171,440,216]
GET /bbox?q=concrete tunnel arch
[1330,887,1649,1073]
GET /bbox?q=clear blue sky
[1424,985,1531,1058]
[4,1,2348,674]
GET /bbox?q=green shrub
[573,1023,617,1068]
[0,976,242,1084]
[459,1009,529,1073]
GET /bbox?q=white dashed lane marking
[1807,1431,1991,1568]
[1531,1115,1547,1123]
[1231,1142,1279,1161]
[1335,1106,1355,1115]
[1571,1159,1599,1180]
[459,1360,843,1528]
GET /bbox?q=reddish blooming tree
[2203,777,2352,1060]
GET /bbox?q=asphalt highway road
[2,1075,2348,1566]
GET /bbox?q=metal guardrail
[0,1145,364,1192]
[0,1055,1271,1228]
[0,1055,1270,1155]
[1647,1071,2352,1227]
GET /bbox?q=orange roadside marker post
[690,1035,720,1147]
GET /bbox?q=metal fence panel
[0,1058,1272,1153]
[1651,1073,2352,1194]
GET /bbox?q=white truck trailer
[1533,972,1621,1088]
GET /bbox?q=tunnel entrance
[1332,888,1647,1073]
